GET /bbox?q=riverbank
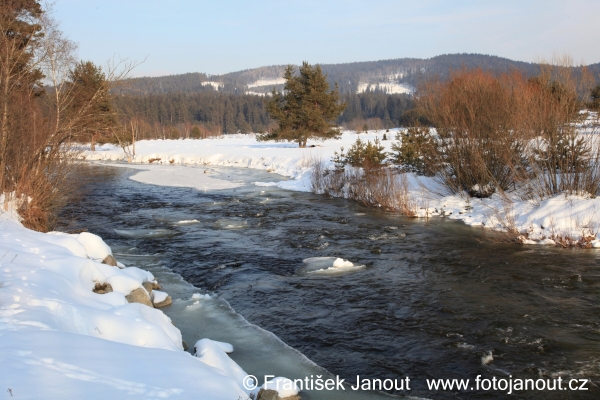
[0,195,296,399]
[82,131,600,247]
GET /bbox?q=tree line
[110,90,415,139]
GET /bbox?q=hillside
[119,53,600,96]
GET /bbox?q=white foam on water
[176,219,200,225]
[481,350,494,365]
[215,219,248,230]
[114,229,179,239]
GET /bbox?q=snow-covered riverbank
[0,198,297,399]
[83,130,600,247]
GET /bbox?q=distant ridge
[119,53,600,96]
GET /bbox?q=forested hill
[118,53,600,96]
[109,53,600,137]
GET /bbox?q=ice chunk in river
[296,257,365,276]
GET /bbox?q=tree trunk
[0,72,10,190]
[91,133,96,151]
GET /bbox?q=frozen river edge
[0,194,308,399]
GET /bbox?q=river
[60,164,600,399]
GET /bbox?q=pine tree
[260,62,346,148]
[390,124,435,175]
[332,137,387,169]
[67,61,114,150]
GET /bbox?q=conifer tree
[260,62,346,148]
[67,61,114,150]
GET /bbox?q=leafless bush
[417,59,599,201]
[366,117,383,132]
[15,149,83,231]
[345,117,367,133]
[311,165,417,215]
[309,156,328,194]
[417,69,529,197]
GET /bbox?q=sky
[52,0,600,77]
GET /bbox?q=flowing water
[61,164,600,399]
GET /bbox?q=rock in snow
[126,287,154,307]
[93,282,113,294]
[257,388,280,400]
[261,377,301,398]
[102,254,118,266]
[152,290,173,308]
[142,281,155,293]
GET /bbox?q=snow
[0,198,276,399]
[332,257,354,268]
[76,231,113,260]
[152,290,169,304]
[246,77,285,88]
[193,339,248,388]
[201,81,223,90]
[109,163,243,191]
[44,231,114,262]
[357,82,413,94]
[1,331,245,400]
[83,131,397,193]
[211,340,234,354]
[191,292,210,301]
[120,266,155,283]
[81,126,600,246]
[245,90,271,96]
[422,191,600,244]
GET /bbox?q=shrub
[390,124,435,175]
[416,69,529,197]
[332,137,387,170]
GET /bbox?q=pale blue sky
[52,0,600,77]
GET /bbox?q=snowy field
[83,130,600,247]
[0,198,298,399]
